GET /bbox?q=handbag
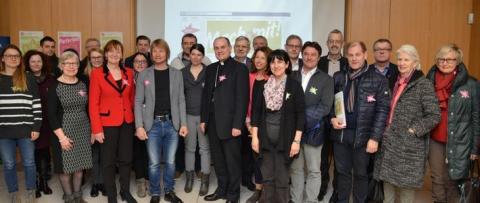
[367,178,384,202]
[458,160,480,203]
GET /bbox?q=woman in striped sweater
[0,44,42,203]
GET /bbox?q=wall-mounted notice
[58,32,82,57]
[19,31,44,54]
[100,32,123,48]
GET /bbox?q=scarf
[264,75,286,111]
[387,70,414,125]
[431,69,456,142]
[346,64,368,112]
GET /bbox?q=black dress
[48,80,92,174]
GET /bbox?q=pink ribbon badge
[367,95,376,102]
[78,90,86,97]
[144,80,150,86]
[219,75,227,82]
[460,90,469,98]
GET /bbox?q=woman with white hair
[373,44,440,203]
[48,51,92,203]
[426,44,479,203]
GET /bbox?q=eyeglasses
[286,44,301,49]
[90,56,103,61]
[3,54,21,60]
[62,62,79,67]
[134,60,147,65]
[437,58,457,64]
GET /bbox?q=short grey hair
[396,44,421,70]
[435,43,463,65]
[59,51,79,65]
[235,36,250,46]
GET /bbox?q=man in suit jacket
[200,37,249,203]
[290,41,334,203]
[285,34,304,72]
[234,36,253,71]
[369,38,399,90]
[134,39,187,203]
[316,29,348,202]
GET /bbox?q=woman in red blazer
[89,40,137,203]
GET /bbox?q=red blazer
[89,67,135,134]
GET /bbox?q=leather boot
[35,176,42,198]
[199,173,210,196]
[184,171,194,193]
[40,176,52,194]
[246,189,262,203]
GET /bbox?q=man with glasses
[233,36,252,71]
[369,39,399,90]
[284,34,303,71]
[79,38,101,74]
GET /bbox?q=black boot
[90,184,99,197]
[184,171,194,193]
[40,176,52,195]
[119,190,137,203]
[199,173,210,196]
[318,177,329,201]
[98,184,107,196]
[35,177,42,198]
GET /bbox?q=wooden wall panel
[0,0,10,36]
[7,0,53,48]
[428,0,472,71]
[345,0,391,63]
[469,0,480,79]
[0,0,135,56]
[389,0,432,72]
[51,0,92,57]
[346,0,473,74]
[92,0,136,57]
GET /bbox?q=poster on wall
[100,32,123,48]
[58,32,82,57]
[19,31,44,54]
[0,36,10,52]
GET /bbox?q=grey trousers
[290,144,323,203]
[429,139,459,203]
[185,114,210,174]
[383,182,415,203]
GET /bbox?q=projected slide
[165,0,312,61]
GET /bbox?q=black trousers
[241,126,255,183]
[34,147,51,178]
[101,122,134,202]
[207,113,242,201]
[132,137,148,180]
[260,150,289,203]
[333,129,370,203]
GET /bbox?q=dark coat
[291,69,334,146]
[35,74,55,149]
[374,70,440,188]
[426,63,480,180]
[368,63,399,91]
[201,57,249,139]
[318,55,347,75]
[251,75,305,163]
[330,65,391,147]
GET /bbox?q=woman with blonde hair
[0,44,42,203]
[426,44,479,203]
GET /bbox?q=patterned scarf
[346,64,368,112]
[264,75,286,111]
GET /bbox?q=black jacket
[201,57,249,139]
[291,69,334,146]
[251,75,305,163]
[330,65,391,147]
[318,55,347,75]
[368,63,399,90]
[427,63,480,179]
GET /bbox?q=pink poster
[58,32,82,57]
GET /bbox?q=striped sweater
[0,73,42,139]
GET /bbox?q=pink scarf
[264,75,286,111]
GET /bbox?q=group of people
[0,28,478,203]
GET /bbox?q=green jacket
[427,63,480,180]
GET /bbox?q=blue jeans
[0,138,36,193]
[146,119,179,195]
